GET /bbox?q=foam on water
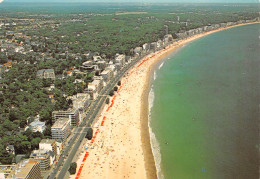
[153,71,157,80]
[148,86,164,179]
[158,62,165,70]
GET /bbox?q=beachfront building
[213,24,220,29]
[150,42,157,51]
[115,54,126,66]
[101,69,113,83]
[36,69,55,80]
[39,139,57,157]
[156,40,163,49]
[6,159,41,179]
[52,108,79,127]
[68,93,91,122]
[106,64,116,75]
[134,47,143,55]
[71,93,91,112]
[30,150,52,170]
[176,31,188,39]
[163,34,173,44]
[197,27,203,33]
[87,79,103,99]
[51,118,71,143]
[142,43,150,52]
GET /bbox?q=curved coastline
[141,21,260,179]
[72,21,259,179]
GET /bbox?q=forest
[25,4,259,57]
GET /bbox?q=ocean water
[149,23,260,179]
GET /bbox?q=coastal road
[50,54,148,179]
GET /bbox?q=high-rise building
[51,118,71,143]
[30,150,51,170]
[52,108,79,126]
[7,159,41,179]
[39,139,57,157]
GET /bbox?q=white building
[115,54,126,66]
[101,69,113,83]
[6,159,41,179]
[86,79,103,100]
[39,139,57,157]
[51,118,71,143]
[163,34,173,44]
[150,42,157,50]
[106,65,117,76]
[82,61,93,66]
[26,120,46,133]
[134,47,143,55]
[88,79,103,94]
[156,40,163,49]
[142,43,150,52]
[30,150,52,170]
[72,93,91,111]
[52,108,79,127]
[93,55,102,62]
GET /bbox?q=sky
[0,0,259,3]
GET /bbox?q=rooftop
[54,107,78,113]
[40,139,56,144]
[30,149,50,158]
[7,159,40,179]
[89,79,101,86]
[30,120,45,127]
[37,69,54,74]
[52,118,70,129]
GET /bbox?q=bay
[149,23,260,179]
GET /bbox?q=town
[0,2,259,179]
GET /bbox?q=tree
[109,90,114,96]
[0,144,13,164]
[43,125,52,137]
[68,99,73,106]
[114,86,118,92]
[105,98,109,104]
[31,137,41,150]
[14,135,31,155]
[24,129,33,141]
[68,162,77,175]
[32,131,43,139]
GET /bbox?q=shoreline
[72,21,259,179]
[140,21,260,179]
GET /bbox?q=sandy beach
[71,21,259,179]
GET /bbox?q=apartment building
[30,150,51,170]
[52,108,79,126]
[39,139,57,157]
[51,118,71,143]
[7,159,41,179]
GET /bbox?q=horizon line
[2,1,259,4]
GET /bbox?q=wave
[154,71,157,80]
[158,62,165,70]
[148,87,164,179]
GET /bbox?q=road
[48,53,148,179]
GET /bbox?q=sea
[149,23,260,179]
